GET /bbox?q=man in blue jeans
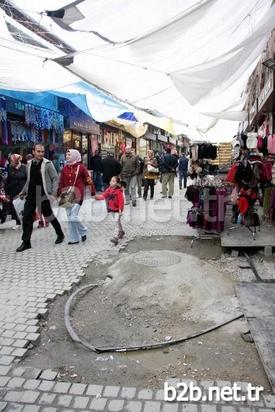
[178,153,189,189]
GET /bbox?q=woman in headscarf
[57,149,92,244]
[5,154,27,227]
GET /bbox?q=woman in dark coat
[5,154,27,226]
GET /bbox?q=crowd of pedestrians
[0,144,189,251]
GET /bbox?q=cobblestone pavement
[0,185,274,411]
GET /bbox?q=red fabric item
[226,163,238,183]
[101,186,124,212]
[257,136,263,149]
[238,197,249,214]
[261,161,272,182]
[58,162,90,203]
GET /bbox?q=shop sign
[5,98,25,115]
[169,137,177,145]
[69,118,100,134]
[177,140,184,147]
[145,132,157,141]
[248,100,257,125]
[157,134,168,143]
[258,72,273,111]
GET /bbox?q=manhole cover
[133,252,181,267]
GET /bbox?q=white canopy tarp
[1,0,274,141]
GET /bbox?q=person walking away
[160,147,178,198]
[95,176,125,245]
[101,152,121,189]
[120,147,140,206]
[16,144,64,252]
[58,149,92,245]
[5,154,27,228]
[90,150,103,192]
[136,156,144,198]
[143,150,159,200]
[178,153,189,189]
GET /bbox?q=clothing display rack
[185,176,231,246]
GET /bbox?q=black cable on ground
[64,283,244,353]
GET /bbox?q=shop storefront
[0,95,64,166]
[100,125,125,159]
[59,99,100,169]
[157,134,168,151]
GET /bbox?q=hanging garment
[246,132,258,149]
[267,135,275,154]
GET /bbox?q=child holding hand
[95,176,125,245]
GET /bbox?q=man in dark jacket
[178,153,189,189]
[90,150,103,191]
[101,153,122,188]
[120,147,140,206]
[16,144,64,252]
[160,147,178,198]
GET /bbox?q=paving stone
[38,392,56,405]
[143,401,161,412]
[103,386,120,397]
[38,381,55,392]
[0,355,14,365]
[138,389,153,400]
[22,405,40,412]
[161,403,179,412]
[124,401,143,412]
[120,387,136,399]
[20,390,40,403]
[107,399,125,411]
[89,397,108,410]
[72,395,89,409]
[263,395,275,408]
[69,383,87,395]
[23,368,42,380]
[40,370,58,381]
[3,403,24,411]
[0,366,10,376]
[53,382,71,394]
[56,394,73,407]
[40,408,58,412]
[23,379,41,390]
[155,390,164,401]
[201,406,217,412]
[12,368,26,377]
[12,348,28,358]
[86,384,104,396]
[4,390,23,402]
[0,347,13,356]
[180,406,199,412]
[0,402,7,411]
[7,377,25,388]
[12,340,28,349]
[0,377,10,387]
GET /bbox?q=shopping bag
[12,197,25,221]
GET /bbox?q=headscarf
[67,149,81,165]
[10,154,22,169]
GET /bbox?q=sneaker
[111,237,118,245]
[132,200,137,207]
[81,235,87,242]
[12,225,21,230]
[168,196,172,199]
[118,231,125,239]
[161,195,167,198]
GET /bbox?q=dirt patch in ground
[19,236,271,390]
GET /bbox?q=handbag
[147,164,159,174]
[59,165,80,208]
